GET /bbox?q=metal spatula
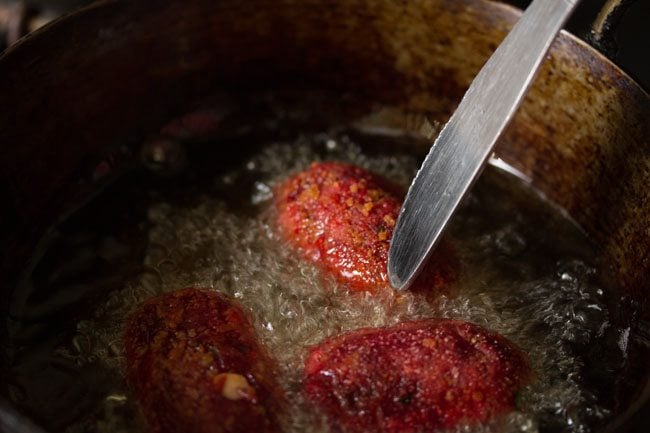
[388,0,581,290]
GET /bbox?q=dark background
[506,0,650,91]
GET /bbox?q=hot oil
[5,108,635,433]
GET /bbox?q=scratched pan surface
[0,0,648,432]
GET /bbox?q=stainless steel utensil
[388,0,581,290]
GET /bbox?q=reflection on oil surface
[4,93,643,433]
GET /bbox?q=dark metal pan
[0,0,648,431]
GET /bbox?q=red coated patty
[275,162,456,294]
[304,320,532,433]
[123,288,284,433]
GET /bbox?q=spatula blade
[388,0,580,290]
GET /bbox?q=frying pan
[0,0,648,432]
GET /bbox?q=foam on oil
[41,132,624,433]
